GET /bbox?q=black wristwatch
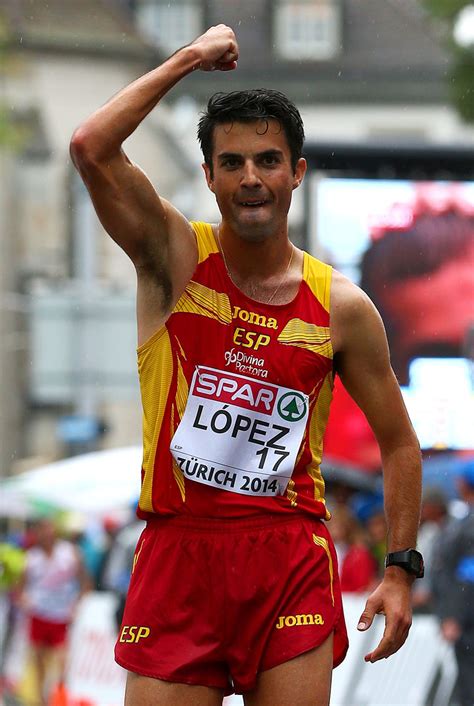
[384,549,424,578]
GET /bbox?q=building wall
[0,151,23,477]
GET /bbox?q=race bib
[170,366,309,497]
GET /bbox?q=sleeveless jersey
[25,541,80,622]
[136,222,334,521]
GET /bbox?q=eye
[221,157,241,169]
[261,154,280,166]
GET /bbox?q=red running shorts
[115,514,348,695]
[29,615,69,648]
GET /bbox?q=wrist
[383,564,416,586]
[172,43,203,73]
[384,548,424,579]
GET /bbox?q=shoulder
[330,269,385,354]
[331,269,375,319]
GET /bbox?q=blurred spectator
[95,515,122,590]
[0,538,25,691]
[16,517,91,706]
[350,492,387,578]
[366,507,387,579]
[100,519,144,630]
[328,506,377,593]
[412,486,449,612]
[432,459,474,706]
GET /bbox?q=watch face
[412,551,424,577]
[386,550,424,577]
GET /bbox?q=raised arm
[331,271,422,662]
[70,25,238,344]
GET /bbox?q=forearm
[71,44,200,163]
[382,439,422,554]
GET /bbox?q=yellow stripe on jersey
[306,372,334,518]
[313,534,335,606]
[173,458,186,501]
[286,478,298,507]
[303,253,332,314]
[277,319,332,359]
[137,328,175,513]
[175,354,189,418]
[172,356,189,501]
[171,401,186,501]
[191,221,219,263]
[175,280,232,325]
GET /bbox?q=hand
[440,618,462,643]
[191,25,239,72]
[357,570,413,663]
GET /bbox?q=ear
[202,162,215,192]
[292,157,307,190]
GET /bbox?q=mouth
[238,199,269,208]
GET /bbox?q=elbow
[70,125,102,174]
[70,126,91,172]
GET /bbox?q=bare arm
[331,272,422,662]
[70,25,238,344]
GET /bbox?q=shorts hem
[114,655,233,695]
[257,624,348,682]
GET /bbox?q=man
[431,461,474,706]
[17,517,90,706]
[70,25,423,706]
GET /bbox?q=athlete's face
[203,120,306,241]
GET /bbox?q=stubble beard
[226,206,288,244]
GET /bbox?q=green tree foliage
[423,0,471,19]
[0,14,25,149]
[422,0,474,122]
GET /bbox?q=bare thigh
[125,672,225,706]
[243,633,333,706]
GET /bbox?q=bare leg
[243,633,334,706]
[31,646,49,706]
[54,644,68,683]
[125,672,225,706]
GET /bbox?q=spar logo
[277,392,307,422]
[193,368,276,414]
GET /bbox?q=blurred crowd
[0,458,473,706]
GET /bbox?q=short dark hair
[197,89,305,175]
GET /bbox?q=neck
[216,223,300,305]
[217,222,293,278]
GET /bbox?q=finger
[357,598,378,631]
[364,616,411,662]
[216,60,238,71]
[220,48,239,63]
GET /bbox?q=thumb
[357,599,376,631]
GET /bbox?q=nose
[240,159,262,188]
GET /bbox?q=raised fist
[191,25,239,72]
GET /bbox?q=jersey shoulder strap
[303,253,332,313]
[191,221,219,264]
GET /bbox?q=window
[135,1,202,53]
[274,0,341,61]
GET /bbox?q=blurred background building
[0,3,473,704]
[0,0,473,479]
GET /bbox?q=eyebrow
[217,149,284,161]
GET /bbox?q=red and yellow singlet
[136,222,334,520]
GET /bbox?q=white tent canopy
[0,446,142,517]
